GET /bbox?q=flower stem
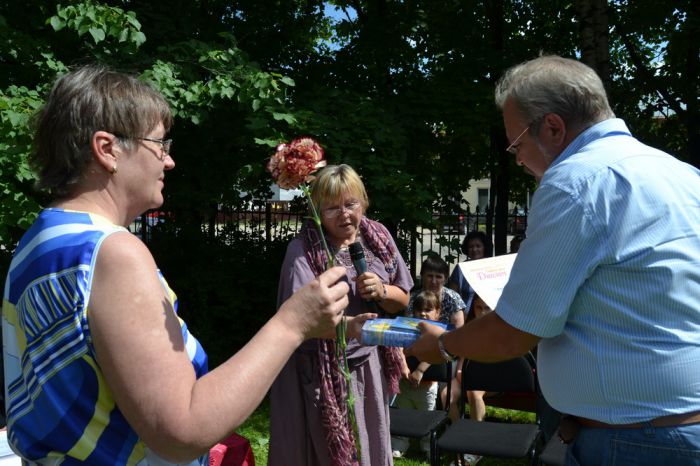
[302,185,334,270]
[301,184,360,458]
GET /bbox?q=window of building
[477,188,489,211]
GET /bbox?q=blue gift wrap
[360,317,450,347]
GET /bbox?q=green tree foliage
[0,0,697,361]
[0,2,301,362]
[608,0,699,167]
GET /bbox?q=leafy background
[0,1,697,463]
[0,0,697,365]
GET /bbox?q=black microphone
[348,242,382,314]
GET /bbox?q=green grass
[236,400,536,465]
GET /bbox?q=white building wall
[461,178,526,211]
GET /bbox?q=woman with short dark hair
[408,254,465,327]
[448,230,493,309]
[2,65,351,466]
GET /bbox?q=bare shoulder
[97,231,155,270]
[89,231,165,319]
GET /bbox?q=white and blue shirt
[497,119,700,423]
[2,208,208,465]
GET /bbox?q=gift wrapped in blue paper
[360,317,451,348]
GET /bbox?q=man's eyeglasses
[505,126,529,155]
[322,200,361,219]
[136,137,172,160]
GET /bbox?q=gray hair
[31,64,173,198]
[494,55,614,134]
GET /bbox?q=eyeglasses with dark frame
[111,133,172,160]
[505,126,530,155]
[136,137,172,160]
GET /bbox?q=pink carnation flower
[267,137,327,189]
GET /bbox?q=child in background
[452,294,495,466]
[464,294,495,423]
[391,290,441,460]
[509,233,525,253]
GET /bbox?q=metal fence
[131,201,527,280]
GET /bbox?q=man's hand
[404,322,447,364]
[277,266,350,341]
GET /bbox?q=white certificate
[457,253,517,310]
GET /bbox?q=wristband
[377,283,388,302]
[438,332,457,362]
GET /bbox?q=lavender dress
[269,234,413,466]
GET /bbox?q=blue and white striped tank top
[2,208,208,465]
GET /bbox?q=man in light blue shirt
[407,55,700,465]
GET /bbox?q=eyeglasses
[505,126,529,155]
[137,137,172,160]
[322,200,361,219]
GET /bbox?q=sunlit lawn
[236,399,535,466]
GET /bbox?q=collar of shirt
[548,118,633,172]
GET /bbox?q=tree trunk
[486,0,509,255]
[685,0,700,168]
[575,0,611,90]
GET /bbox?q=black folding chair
[436,353,542,465]
[538,430,567,466]
[390,357,454,466]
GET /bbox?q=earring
[111,164,118,174]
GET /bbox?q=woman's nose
[164,154,175,170]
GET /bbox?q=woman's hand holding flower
[276,266,350,341]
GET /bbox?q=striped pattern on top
[497,119,700,424]
[3,208,208,465]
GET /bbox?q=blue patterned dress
[2,208,208,465]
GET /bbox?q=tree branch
[612,13,686,120]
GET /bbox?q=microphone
[349,242,382,314]
[348,241,368,275]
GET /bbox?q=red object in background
[209,433,255,466]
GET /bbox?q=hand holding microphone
[348,242,384,312]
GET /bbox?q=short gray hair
[31,64,173,198]
[494,55,614,134]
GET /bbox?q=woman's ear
[92,131,120,173]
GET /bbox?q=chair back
[403,356,454,411]
[461,353,536,394]
[406,356,453,384]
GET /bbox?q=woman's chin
[338,225,358,236]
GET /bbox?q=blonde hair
[309,164,369,211]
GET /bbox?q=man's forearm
[442,312,540,362]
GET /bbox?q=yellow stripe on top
[2,301,26,354]
[85,212,122,228]
[64,355,127,461]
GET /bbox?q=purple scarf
[300,216,404,466]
